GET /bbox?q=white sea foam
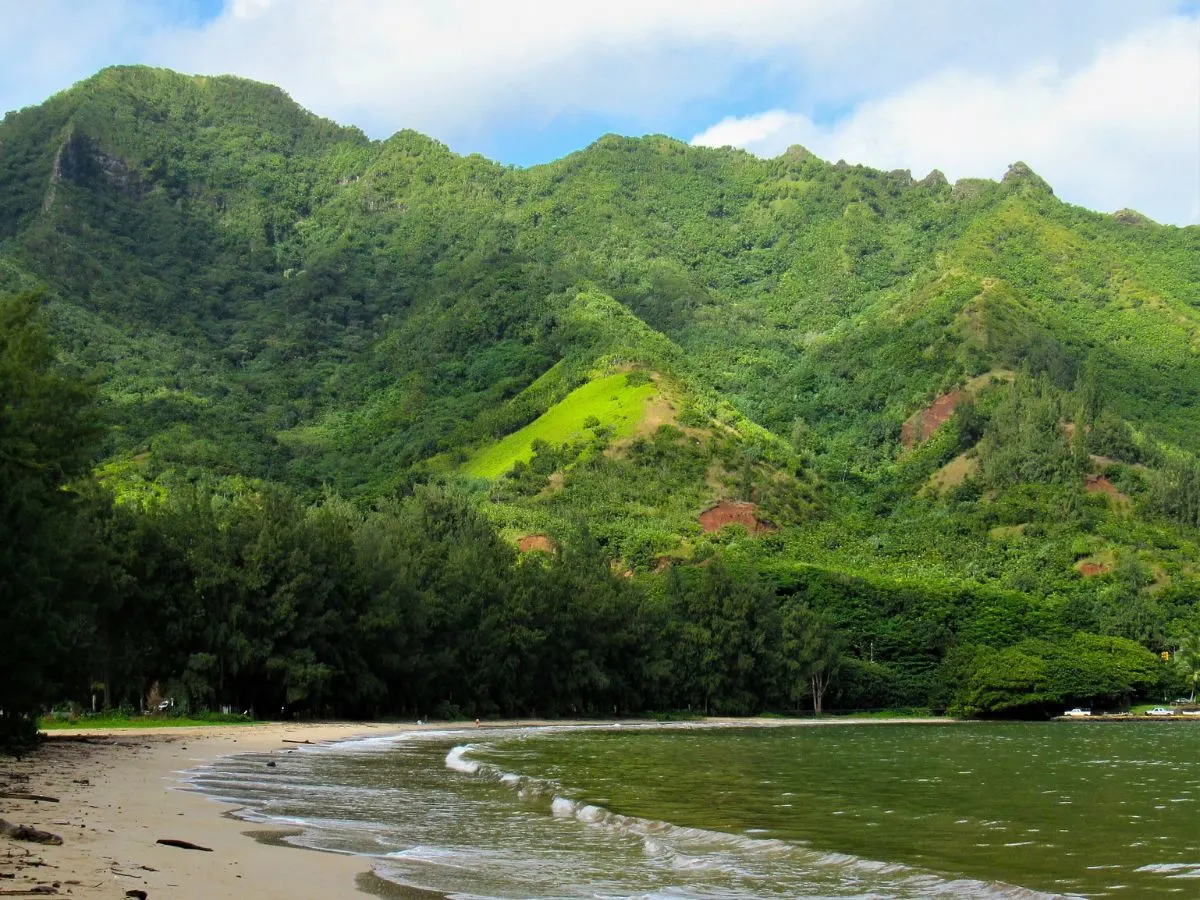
[1135,862,1200,874]
[551,796,577,817]
[322,729,460,754]
[385,845,467,862]
[445,745,480,774]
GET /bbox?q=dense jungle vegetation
[2,66,1199,742]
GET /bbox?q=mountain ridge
[3,66,1196,481]
[2,65,1198,721]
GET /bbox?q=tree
[1075,358,1102,428]
[1177,632,1200,703]
[670,559,779,715]
[0,291,102,745]
[950,634,1163,717]
[1153,457,1200,529]
[980,377,1076,488]
[950,643,1052,718]
[781,602,843,715]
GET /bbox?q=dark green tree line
[0,291,104,743]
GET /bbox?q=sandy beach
[0,721,436,899]
[1,717,953,898]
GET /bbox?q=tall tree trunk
[812,673,827,715]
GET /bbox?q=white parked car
[1145,707,1175,717]
[1062,708,1091,717]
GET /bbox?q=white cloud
[0,2,1180,135]
[137,1,1176,137]
[691,111,805,152]
[692,16,1200,225]
[0,1,1193,222]
[149,0,866,135]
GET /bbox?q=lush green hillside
[2,66,1198,732]
[460,372,657,479]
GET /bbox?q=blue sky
[2,1,1197,224]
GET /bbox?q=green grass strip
[461,372,656,479]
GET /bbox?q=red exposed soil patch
[699,500,773,534]
[901,390,966,447]
[1084,474,1130,504]
[1077,562,1111,578]
[517,534,557,554]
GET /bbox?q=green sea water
[189,722,1200,898]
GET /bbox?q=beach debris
[0,794,58,804]
[0,886,58,895]
[155,839,211,852]
[281,739,313,745]
[265,761,277,768]
[110,863,157,878]
[125,890,148,899]
[40,735,106,745]
[0,820,63,846]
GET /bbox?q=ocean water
[186,722,1200,898]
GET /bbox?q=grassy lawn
[461,372,657,479]
[834,708,942,719]
[1127,703,1187,716]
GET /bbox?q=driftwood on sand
[0,793,58,804]
[0,820,63,846]
[156,838,212,852]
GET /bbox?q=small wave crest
[1135,862,1200,878]
[550,796,577,818]
[445,744,481,775]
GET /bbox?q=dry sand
[0,716,954,898]
[0,721,441,899]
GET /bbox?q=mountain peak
[781,144,815,161]
[1112,207,1154,226]
[1001,161,1053,194]
[919,169,949,188]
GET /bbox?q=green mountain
[3,66,1198,727]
